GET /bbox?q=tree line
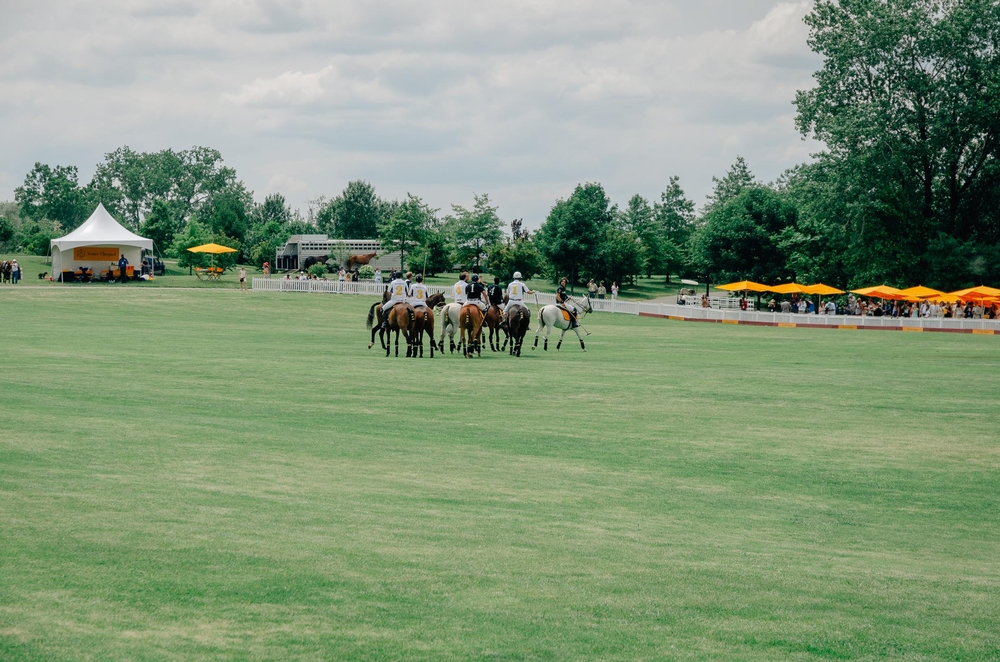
[2,0,997,290]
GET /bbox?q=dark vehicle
[142,256,165,276]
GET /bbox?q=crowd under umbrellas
[717,280,1000,319]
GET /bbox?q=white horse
[437,302,463,353]
[533,295,592,351]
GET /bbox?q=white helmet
[513,271,522,279]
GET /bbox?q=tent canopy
[50,203,153,252]
[717,280,770,292]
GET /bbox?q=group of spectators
[586,279,619,300]
[763,293,999,319]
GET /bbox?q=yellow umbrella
[187,243,238,254]
[717,280,771,292]
[850,285,908,300]
[803,283,845,295]
[950,285,1000,300]
[898,285,946,299]
[770,282,811,294]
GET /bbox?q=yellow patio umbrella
[949,285,1000,301]
[897,285,946,299]
[850,285,907,300]
[717,280,771,292]
[770,282,810,294]
[187,243,238,254]
[187,243,238,274]
[803,283,845,295]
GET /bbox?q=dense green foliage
[1,289,998,659]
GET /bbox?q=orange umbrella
[803,283,845,295]
[950,285,1000,301]
[717,280,770,292]
[850,285,907,300]
[770,282,811,294]
[898,285,946,299]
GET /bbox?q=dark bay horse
[501,303,531,357]
[483,304,503,351]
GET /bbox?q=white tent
[50,204,153,280]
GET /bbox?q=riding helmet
[471,274,480,282]
[513,271,522,279]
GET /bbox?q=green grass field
[1,288,998,660]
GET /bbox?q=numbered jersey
[389,279,409,301]
[408,283,429,306]
[507,280,527,301]
[452,281,467,303]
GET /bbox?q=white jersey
[506,280,528,301]
[452,281,468,304]
[388,279,409,302]
[408,283,429,307]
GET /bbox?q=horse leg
[386,327,392,357]
[573,325,586,351]
[557,327,569,351]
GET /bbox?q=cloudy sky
[1,0,822,227]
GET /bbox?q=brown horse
[382,302,414,357]
[366,290,392,349]
[501,302,531,357]
[459,304,485,358]
[409,292,445,358]
[347,252,377,269]
[483,304,504,351]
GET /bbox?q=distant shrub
[358,265,375,279]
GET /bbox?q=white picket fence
[250,278,998,332]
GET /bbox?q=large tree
[315,180,387,239]
[450,193,504,270]
[15,163,92,232]
[691,186,797,285]
[795,0,1000,286]
[377,194,436,265]
[536,183,615,288]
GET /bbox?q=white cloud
[0,0,821,224]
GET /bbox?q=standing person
[263,261,270,278]
[611,282,619,300]
[10,259,19,284]
[117,254,129,283]
[597,282,606,300]
[239,266,247,291]
[374,268,382,284]
[587,279,597,299]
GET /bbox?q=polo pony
[483,303,503,351]
[438,302,463,354]
[409,292,445,358]
[459,303,486,358]
[501,302,531,357]
[533,295,592,351]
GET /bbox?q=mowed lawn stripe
[1,288,998,660]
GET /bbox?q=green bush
[358,265,375,279]
[308,264,326,278]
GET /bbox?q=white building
[274,235,402,272]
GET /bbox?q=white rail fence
[251,278,998,333]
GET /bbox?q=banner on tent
[73,247,120,261]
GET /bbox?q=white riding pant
[502,300,525,313]
[465,300,487,312]
[382,299,406,313]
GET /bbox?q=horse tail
[366,302,378,330]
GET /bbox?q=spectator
[780,299,791,313]
[768,298,777,312]
[739,297,748,311]
[611,282,619,300]
[374,268,382,284]
[10,259,19,284]
[239,266,247,291]
[263,261,270,278]
[118,254,129,283]
[587,279,597,299]
[825,300,837,315]
[597,282,606,300]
